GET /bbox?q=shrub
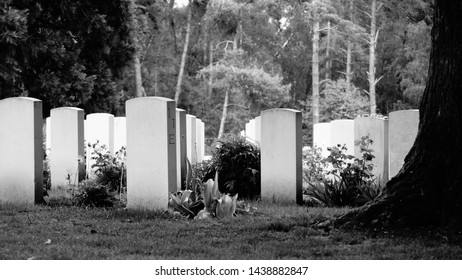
[302,146,328,183]
[89,141,126,193]
[42,144,51,199]
[203,134,260,199]
[73,180,117,208]
[303,136,383,207]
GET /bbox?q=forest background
[0,0,432,146]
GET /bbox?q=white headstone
[196,118,203,163]
[261,108,302,204]
[200,121,205,160]
[254,116,262,145]
[330,119,355,155]
[389,110,419,179]
[176,109,187,190]
[50,107,85,189]
[186,114,197,165]
[0,97,43,204]
[85,113,115,153]
[313,122,331,157]
[114,117,126,153]
[85,113,114,176]
[46,117,51,152]
[126,97,177,210]
[245,119,256,143]
[84,119,87,144]
[354,115,389,184]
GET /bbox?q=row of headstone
[243,116,262,144]
[46,111,205,183]
[0,97,208,207]
[312,110,419,182]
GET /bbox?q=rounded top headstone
[1,96,41,103]
[51,107,83,112]
[262,108,301,114]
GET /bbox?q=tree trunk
[208,40,214,98]
[346,39,352,93]
[174,0,192,103]
[128,0,143,97]
[217,89,229,139]
[345,0,354,94]
[134,55,143,97]
[169,0,178,54]
[325,21,331,81]
[368,0,377,114]
[335,0,462,232]
[312,20,320,124]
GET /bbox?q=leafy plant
[303,136,383,207]
[302,146,329,183]
[168,172,238,219]
[88,141,126,194]
[73,180,117,208]
[203,134,260,199]
[323,136,375,189]
[42,143,51,199]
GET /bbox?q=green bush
[89,142,126,193]
[203,134,260,199]
[73,180,117,208]
[303,136,383,207]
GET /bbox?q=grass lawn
[1,201,461,260]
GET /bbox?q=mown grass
[1,201,461,260]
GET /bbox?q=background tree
[0,3,28,97]
[335,0,462,233]
[0,0,433,147]
[198,49,290,139]
[174,0,192,103]
[1,0,134,115]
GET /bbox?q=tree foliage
[320,79,369,121]
[198,49,290,137]
[1,0,134,115]
[0,0,432,145]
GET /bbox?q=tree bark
[325,21,331,81]
[346,39,352,93]
[217,89,229,139]
[128,0,143,97]
[234,11,242,51]
[312,20,320,124]
[169,0,178,54]
[368,0,377,113]
[174,0,192,103]
[345,0,354,94]
[335,0,462,231]
[208,40,214,98]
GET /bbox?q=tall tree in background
[174,0,192,103]
[1,0,133,114]
[128,0,144,97]
[367,0,381,113]
[336,0,462,232]
[304,0,339,124]
[199,50,291,139]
